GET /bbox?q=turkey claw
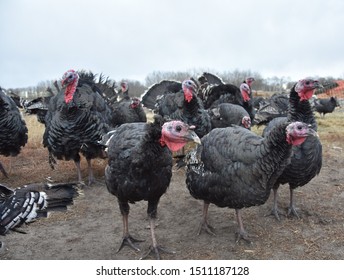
[117,235,145,253]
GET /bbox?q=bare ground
[0,114,344,260]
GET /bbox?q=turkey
[43,70,114,185]
[141,79,211,138]
[105,116,200,259]
[0,182,82,236]
[0,87,28,178]
[141,79,185,119]
[253,92,289,125]
[199,76,256,121]
[111,82,147,126]
[22,89,54,124]
[186,121,317,242]
[314,96,340,117]
[141,80,183,114]
[116,81,130,100]
[111,97,147,126]
[167,80,212,138]
[263,79,323,220]
[209,103,251,129]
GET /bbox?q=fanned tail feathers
[0,182,83,235]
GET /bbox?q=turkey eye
[297,125,303,130]
[305,81,310,85]
[176,125,182,132]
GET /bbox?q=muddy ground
[0,114,343,260]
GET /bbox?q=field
[1,109,344,260]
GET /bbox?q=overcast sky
[1,0,344,88]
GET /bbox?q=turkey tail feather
[141,80,182,109]
[0,182,83,235]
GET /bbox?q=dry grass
[23,114,46,149]
[316,110,344,144]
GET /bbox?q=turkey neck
[144,121,167,155]
[183,94,202,115]
[288,88,317,130]
[257,123,293,189]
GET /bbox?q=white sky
[1,0,344,88]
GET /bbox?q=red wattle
[299,90,314,101]
[184,89,193,103]
[242,91,250,102]
[286,135,307,146]
[64,83,77,104]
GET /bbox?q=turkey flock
[0,69,336,259]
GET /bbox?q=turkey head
[286,121,318,146]
[182,79,197,103]
[160,120,201,152]
[61,69,79,104]
[295,79,322,101]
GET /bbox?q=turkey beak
[185,127,201,145]
[61,79,67,88]
[307,125,319,138]
[314,81,323,89]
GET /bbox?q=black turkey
[141,80,183,114]
[111,82,147,126]
[141,79,184,118]
[209,103,251,129]
[263,79,323,220]
[111,97,147,126]
[0,87,28,178]
[199,76,256,121]
[43,70,114,185]
[253,92,289,125]
[186,121,317,242]
[141,79,211,138]
[166,79,211,138]
[314,96,340,117]
[105,116,200,259]
[23,89,54,124]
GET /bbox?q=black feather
[0,182,82,235]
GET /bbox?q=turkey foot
[235,230,252,244]
[117,235,145,253]
[265,207,285,221]
[140,245,176,260]
[287,205,301,219]
[197,220,216,236]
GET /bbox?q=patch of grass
[24,114,45,149]
[316,111,344,146]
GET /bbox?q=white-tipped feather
[1,182,81,235]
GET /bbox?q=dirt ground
[1,113,344,260]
